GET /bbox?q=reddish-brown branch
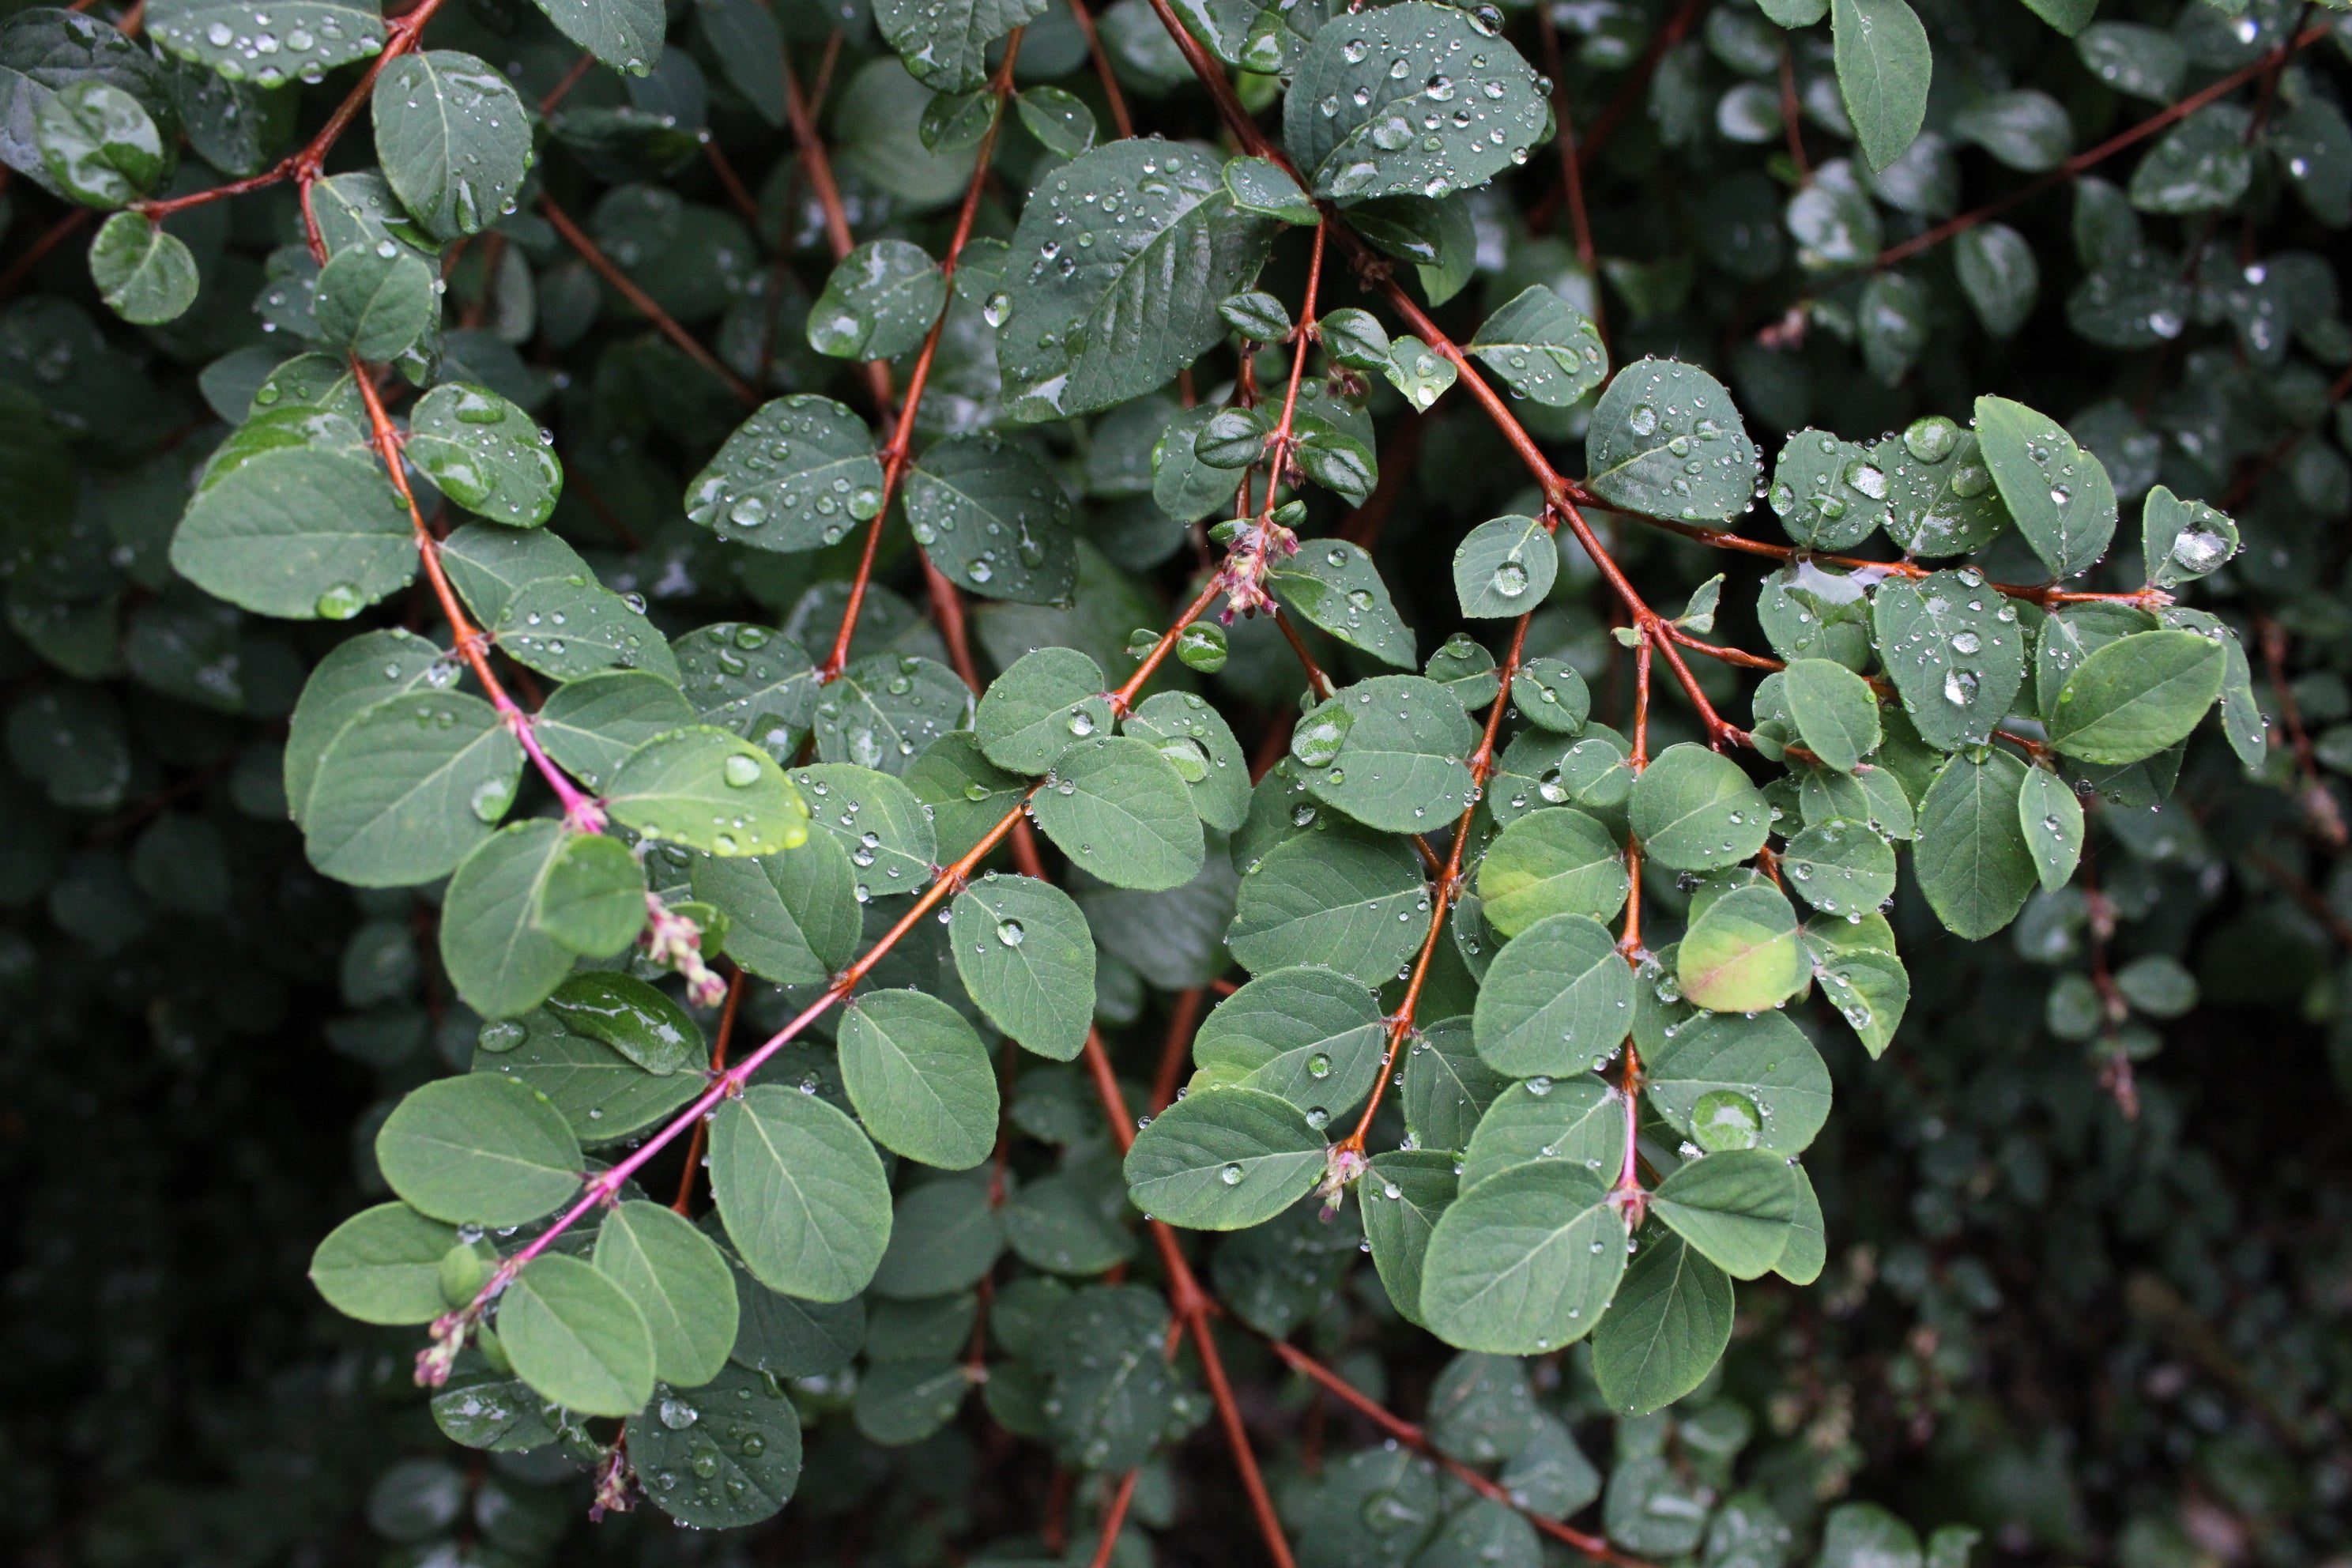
[822,32,1024,680]
[539,52,597,114]
[1272,605,1336,702]
[1064,0,1135,140]
[1113,577,1227,714]
[1574,0,1706,172]
[1776,39,1811,183]
[2256,613,2347,846]
[1150,988,1205,1112]
[922,555,986,693]
[1340,615,1529,1153]
[673,967,747,1213]
[541,195,756,404]
[1534,6,1606,349]
[1087,1471,1140,1568]
[1266,1339,1653,1568]
[702,139,763,227]
[781,33,858,260]
[1877,21,2331,269]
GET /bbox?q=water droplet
[723,754,763,787]
[1219,1162,1245,1185]
[315,582,365,620]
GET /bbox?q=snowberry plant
[2,0,2348,1559]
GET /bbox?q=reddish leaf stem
[539,195,756,404]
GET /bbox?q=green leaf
[627,1363,803,1527]
[874,0,1044,93]
[1510,658,1589,735]
[284,628,448,823]
[1362,1150,1457,1325]
[496,575,682,685]
[1016,85,1095,158]
[1298,676,1478,834]
[36,78,168,205]
[594,1200,737,1387]
[1914,747,2037,939]
[1467,288,1608,408]
[1645,1008,1830,1155]
[372,51,529,240]
[977,646,1110,774]
[1813,944,1908,1057]
[1453,514,1556,620]
[2077,22,2185,101]
[1123,1084,1325,1230]
[1649,1150,1799,1278]
[545,971,702,1076]
[1973,396,2117,580]
[1421,1162,1626,1354]
[1125,689,1250,833]
[304,690,520,886]
[1004,1174,1135,1275]
[906,432,1078,605]
[88,211,196,325]
[1629,743,1770,873]
[1783,658,1881,773]
[149,0,386,86]
[1585,359,1760,524]
[1868,569,2028,751]
[998,141,1276,420]
[1473,913,1633,1077]
[2016,764,2082,892]
[1782,818,1897,917]
[908,731,1029,863]
[2130,104,2253,214]
[870,1177,1004,1298]
[792,763,937,891]
[1951,90,2071,173]
[711,1084,893,1302]
[1385,335,1458,411]
[692,829,859,984]
[1459,1075,1623,1192]
[1191,965,1387,1117]
[1294,422,1377,505]
[439,820,578,1018]
[1032,734,1204,891]
[1283,2,1547,202]
[2018,0,2094,35]
[1770,428,1888,551]
[1402,1016,1506,1152]
[2047,629,2224,766]
[375,1072,581,1227]
[534,670,696,793]
[526,0,662,74]
[1817,1505,1922,1568]
[854,1357,973,1445]
[1476,808,1627,937]
[2139,484,2237,588]
[309,1203,460,1325]
[533,831,646,957]
[1223,154,1319,224]
[473,1011,700,1146]
[605,726,811,856]
[1876,421,2013,559]
[1954,222,2039,337]
[406,383,562,527]
[499,1253,655,1419]
[813,654,971,776]
[1679,884,1806,1012]
[952,873,1095,1061]
[1228,828,1428,983]
[170,407,415,620]
[437,522,586,627]
[808,239,947,361]
[838,989,999,1170]
[1831,0,1931,172]
[1590,1232,1733,1418]
[1268,537,1417,668]
[685,397,887,552]
[313,245,438,362]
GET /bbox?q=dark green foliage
[3,0,2350,1563]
